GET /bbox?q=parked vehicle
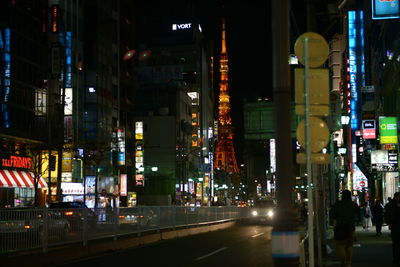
[0,207,70,241]
[48,202,97,230]
[118,208,157,228]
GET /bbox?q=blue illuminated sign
[59,32,72,88]
[372,0,400,19]
[347,11,366,130]
[0,28,11,128]
[348,11,358,130]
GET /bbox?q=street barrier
[0,206,247,254]
[299,233,308,267]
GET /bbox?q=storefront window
[14,188,34,207]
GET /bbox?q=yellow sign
[295,105,329,117]
[294,32,329,68]
[294,68,329,105]
[62,151,73,172]
[296,117,329,153]
[42,151,58,180]
[296,153,330,164]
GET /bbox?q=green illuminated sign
[379,117,398,144]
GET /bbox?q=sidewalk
[326,225,394,267]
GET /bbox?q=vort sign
[172,23,192,31]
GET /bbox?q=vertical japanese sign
[135,121,144,186]
[348,11,359,130]
[119,174,127,196]
[117,128,125,165]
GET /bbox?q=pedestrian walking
[384,192,400,264]
[331,190,360,267]
[361,202,372,230]
[371,199,384,236]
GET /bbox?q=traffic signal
[49,155,56,171]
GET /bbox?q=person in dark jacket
[371,199,384,236]
[384,192,400,264]
[331,190,360,267]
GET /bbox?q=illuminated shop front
[0,154,48,207]
[61,182,84,203]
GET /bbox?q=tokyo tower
[214,18,239,174]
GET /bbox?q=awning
[0,170,48,189]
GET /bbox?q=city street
[56,223,273,267]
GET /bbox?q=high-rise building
[0,0,49,207]
[132,1,215,205]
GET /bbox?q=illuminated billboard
[172,23,192,31]
[135,121,144,186]
[353,164,368,191]
[119,174,127,196]
[371,150,398,171]
[348,11,365,130]
[0,28,11,128]
[362,120,376,139]
[379,117,398,144]
[372,0,400,19]
[117,128,125,166]
[64,88,73,115]
[270,139,276,173]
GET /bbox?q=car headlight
[267,210,274,217]
[252,210,258,216]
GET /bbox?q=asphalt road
[56,223,273,267]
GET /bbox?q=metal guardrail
[0,206,248,254]
[299,233,308,267]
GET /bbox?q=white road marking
[251,232,265,238]
[195,247,228,261]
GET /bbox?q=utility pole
[271,1,299,266]
[303,38,315,267]
[48,2,64,202]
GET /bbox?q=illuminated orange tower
[214,18,239,174]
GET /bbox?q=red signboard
[363,128,376,139]
[362,120,376,139]
[1,155,32,169]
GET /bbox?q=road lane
[56,223,273,267]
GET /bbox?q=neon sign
[172,23,192,31]
[0,28,11,128]
[135,121,144,186]
[1,155,32,169]
[348,10,365,131]
[348,11,358,130]
[52,5,59,33]
[59,32,72,88]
